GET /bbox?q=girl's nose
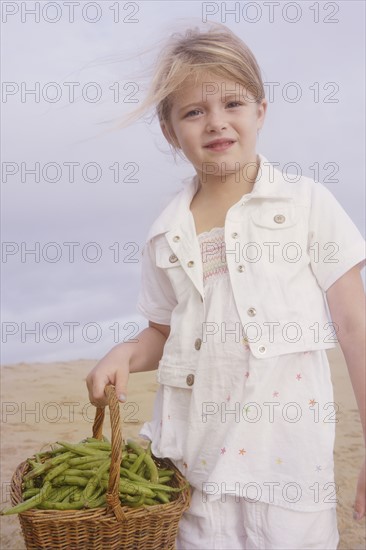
[205,112,227,132]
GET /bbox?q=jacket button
[173,235,180,242]
[247,307,257,317]
[194,338,202,350]
[237,264,245,272]
[274,214,285,224]
[187,260,195,267]
[232,232,239,238]
[186,374,195,386]
[258,345,266,353]
[169,254,178,263]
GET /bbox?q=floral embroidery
[273,391,279,398]
[275,457,283,465]
[309,399,317,406]
[239,449,246,455]
[226,394,231,402]
[183,462,188,469]
[220,447,226,455]
[245,371,250,378]
[296,373,302,381]
[201,458,207,466]
[315,465,322,472]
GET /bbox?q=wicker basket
[9,385,191,549]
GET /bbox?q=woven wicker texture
[10,385,191,549]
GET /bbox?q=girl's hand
[86,353,130,408]
[353,460,366,520]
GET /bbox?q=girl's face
[162,72,267,178]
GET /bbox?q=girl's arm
[326,263,366,520]
[86,321,170,408]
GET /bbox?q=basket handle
[92,384,126,521]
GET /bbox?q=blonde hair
[105,22,265,160]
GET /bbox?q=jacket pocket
[250,205,299,229]
[156,246,183,268]
[155,245,187,298]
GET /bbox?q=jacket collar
[146,153,293,242]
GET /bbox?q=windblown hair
[110,22,265,159]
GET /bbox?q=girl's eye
[185,109,201,118]
[227,101,242,108]
[184,102,243,118]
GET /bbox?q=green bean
[84,489,104,508]
[120,467,150,484]
[43,461,70,482]
[158,476,171,484]
[158,468,175,477]
[23,451,74,480]
[126,453,138,461]
[1,481,52,515]
[126,439,146,456]
[52,475,89,487]
[143,497,161,506]
[22,488,41,500]
[121,459,136,469]
[125,494,145,508]
[23,479,35,490]
[129,451,146,474]
[84,436,110,445]
[101,478,155,498]
[68,455,107,467]
[63,468,95,478]
[76,460,107,471]
[120,494,140,503]
[69,487,84,502]
[135,481,186,493]
[56,441,110,458]
[154,490,170,504]
[61,487,79,503]
[48,486,75,502]
[38,499,86,510]
[143,454,159,483]
[137,462,147,478]
[83,460,110,500]
[85,493,106,509]
[83,441,111,451]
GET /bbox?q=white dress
[139,226,337,511]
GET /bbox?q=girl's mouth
[204,141,236,152]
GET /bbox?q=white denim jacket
[137,153,365,389]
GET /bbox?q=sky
[1,0,365,365]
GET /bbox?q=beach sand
[1,344,365,549]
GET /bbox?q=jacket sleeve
[308,181,366,292]
[136,239,178,325]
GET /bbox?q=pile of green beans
[1,437,187,515]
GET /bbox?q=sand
[1,345,365,549]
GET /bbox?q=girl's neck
[195,153,260,205]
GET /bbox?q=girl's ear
[256,98,268,130]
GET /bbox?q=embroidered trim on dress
[198,227,228,284]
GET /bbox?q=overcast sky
[1,0,365,365]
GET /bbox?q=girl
[86,23,365,549]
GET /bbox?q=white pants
[176,487,339,550]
